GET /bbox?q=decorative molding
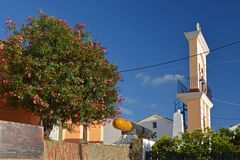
[176,92,213,108]
[184,31,210,55]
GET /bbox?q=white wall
[103,120,122,144]
[142,139,155,160]
[172,109,184,137]
[49,126,59,141]
[138,115,173,140]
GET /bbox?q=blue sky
[0,1,240,130]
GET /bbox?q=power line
[130,58,240,75]
[119,40,240,73]
[212,97,240,106]
[212,117,240,121]
[207,58,240,66]
[177,58,240,79]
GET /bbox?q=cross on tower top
[196,22,201,31]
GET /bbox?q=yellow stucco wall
[62,123,103,143]
[187,97,211,132]
[189,40,199,90]
[89,124,102,142]
[187,99,201,132]
[63,125,81,143]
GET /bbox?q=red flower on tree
[0,12,121,135]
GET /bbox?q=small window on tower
[153,122,157,128]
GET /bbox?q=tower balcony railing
[177,77,212,101]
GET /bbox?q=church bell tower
[177,23,213,132]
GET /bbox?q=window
[153,122,157,128]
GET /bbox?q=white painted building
[137,114,173,140]
[229,123,240,131]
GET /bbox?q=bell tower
[177,23,213,132]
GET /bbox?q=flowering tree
[0,12,121,133]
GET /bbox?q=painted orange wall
[187,98,211,132]
[0,99,103,143]
[62,123,103,143]
[187,99,201,132]
[188,40,199,90]
[63,125,81,143]
[89,124,102,142]
[0,99,40,125]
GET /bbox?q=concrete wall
[0,120,44,159]
[44,141,129,160]
[84,143,129,160]
[0,120,128,160]
[103,120,122,144]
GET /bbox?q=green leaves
[0,12,120,133]
[181,129,211,159]
[152,128,240,160]
[152,135,181,160]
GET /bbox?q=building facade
[49,123,103,143]
[137,114,173,140]
[49,120,122,144]
[229,123,240,131]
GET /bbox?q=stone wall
[44,141,129,160]
[0,120,43,159]
[44,141,81,160]
[0,120,130,160]
[83,143,129,160]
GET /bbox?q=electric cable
[212,97,240,106]
[120,40,240,73]
[142,58,240,74]
[212,117,240,120]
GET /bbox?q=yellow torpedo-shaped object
[112,117,133,132]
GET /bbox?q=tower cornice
[184,31,210,55]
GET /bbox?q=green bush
[152,127,240,160]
